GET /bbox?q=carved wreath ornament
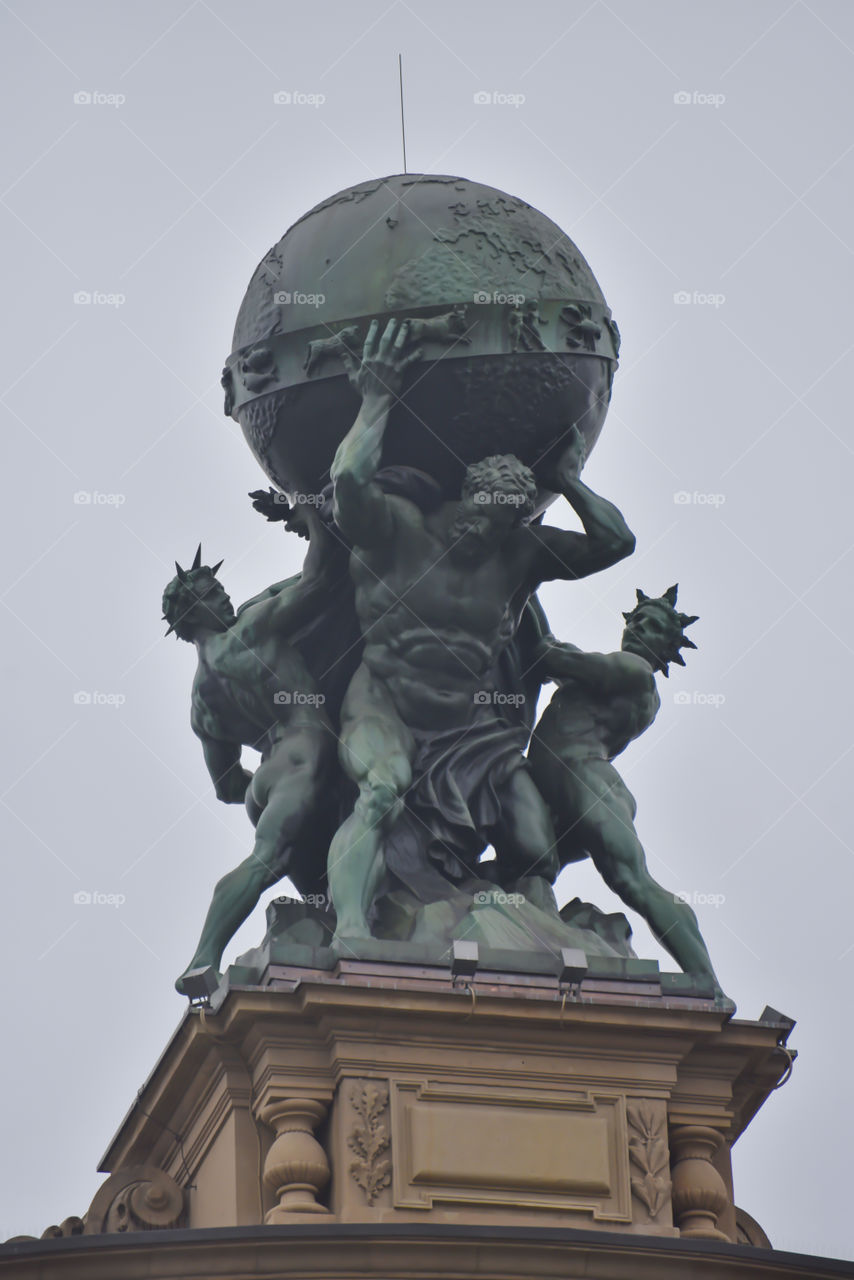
[627,1100,671,1220]
[348,1081,392,1204]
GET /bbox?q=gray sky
[1,0,852,1260]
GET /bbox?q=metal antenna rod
[398,53,407,173]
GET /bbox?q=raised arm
[238,567,333,643]
[528,426,635,585]
[330,318,422,547]
[536,639,650,698]
[237,570,302,617]
[239,494,350,631]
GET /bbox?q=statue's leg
[492,768,561,914]
[576,761,722,986]
[175,728,326,992]
[328,667,414,940]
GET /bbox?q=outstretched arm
[528,427,635,584]
[330,318,422,546]
[537,638,652,698]
[238,568,332,643]
[237,571,302,616]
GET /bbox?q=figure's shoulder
[613,650,656,686]
[503,522,543,567]
[352,493,424,556]
[386,491,424,526]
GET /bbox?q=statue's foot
[175,962,222,997]
[685,970,736,1014]
[330,921,373,954]
[511,875,560,918]
[713,985,736,1014]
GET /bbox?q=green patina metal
[166,175,726,1002]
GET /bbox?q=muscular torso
[532,653,660,765]
[349,501,529,730]
[191,612,323,750]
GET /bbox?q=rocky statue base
[7,954,852,1278]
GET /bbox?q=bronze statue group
[164,320,720,997]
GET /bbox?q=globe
[223,173,619,502]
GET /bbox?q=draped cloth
[381,706,531,901]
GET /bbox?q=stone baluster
[259,1097,330,1222]
[669,1125,731,1241]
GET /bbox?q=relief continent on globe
[222,173,620,501]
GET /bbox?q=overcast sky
[1,0,852,1261]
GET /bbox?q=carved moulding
[84,1165,185,1234]
[627,1100,672,1223]
[5,1166,185,1242]
[347,1080,392,1205]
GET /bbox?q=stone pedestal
[7,955,842,1279]
[96,957,790,1238]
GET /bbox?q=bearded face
[449,491,523,562]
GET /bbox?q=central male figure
[328,318,636,938]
